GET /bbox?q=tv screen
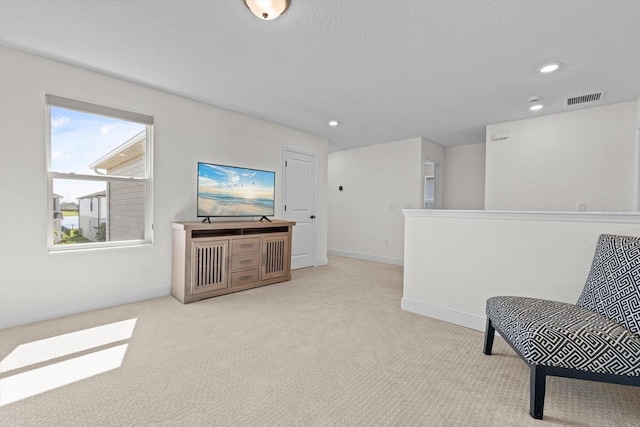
[197,162,275,218]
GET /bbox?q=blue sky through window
[51,107,145,203]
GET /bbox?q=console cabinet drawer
[231,252,260,271]
[232,237,260,254]
[230,268,260,287]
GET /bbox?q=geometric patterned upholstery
[486,234,640,377]
[486,296,640,376]
[576,234,640,336]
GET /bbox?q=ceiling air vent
[565,91,605,107]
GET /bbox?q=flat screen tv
[197,162,275,218]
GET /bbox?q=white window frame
[46,95,154,251]
[424,175,435,209]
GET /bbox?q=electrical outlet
[577,201,586,212]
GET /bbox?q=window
[46,95,153,249]
[424,176,435,209]
[424,161,436,209]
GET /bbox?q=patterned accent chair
[483,234,640,420]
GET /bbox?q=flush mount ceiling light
[539,63,560,73]
[244,0,290,20]
[528,96,544,111]
[328,120,339,127]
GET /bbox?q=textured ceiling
[1,1,639,151]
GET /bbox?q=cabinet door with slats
[261,233,290,280]
[190,239,229,294]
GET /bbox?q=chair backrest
[576,234,640,336]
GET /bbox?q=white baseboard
[328,249,403,266]
[401,297,486,332]
[0,286,170,329]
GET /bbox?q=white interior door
[284,149,316,269]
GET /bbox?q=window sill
[47,239,152,253]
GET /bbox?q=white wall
[401,210,640,331]
[442,143,486,210]
[327,138,423,264]
[485,101,638,212]
[0,47,328,328]
[327,136,484,264]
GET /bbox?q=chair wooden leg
[483,317,495,355]
[530,364,546,420]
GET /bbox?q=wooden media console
[171,220,295,303]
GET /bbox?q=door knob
[310,215,316,219]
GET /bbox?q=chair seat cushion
[486,296,640,376]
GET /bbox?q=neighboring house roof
[88,130,145,172]
[53,193,63,199]
[77,190,107,200]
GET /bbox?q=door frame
[282,146,318,267]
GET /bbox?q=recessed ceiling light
[539,63,559,73]
[328,121,339,127]
[528,96,544,111]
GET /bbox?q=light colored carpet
[1,256,638,426]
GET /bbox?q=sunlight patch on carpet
[0,344,129,406]
[0,318,137,373]
[0,319,136,406]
